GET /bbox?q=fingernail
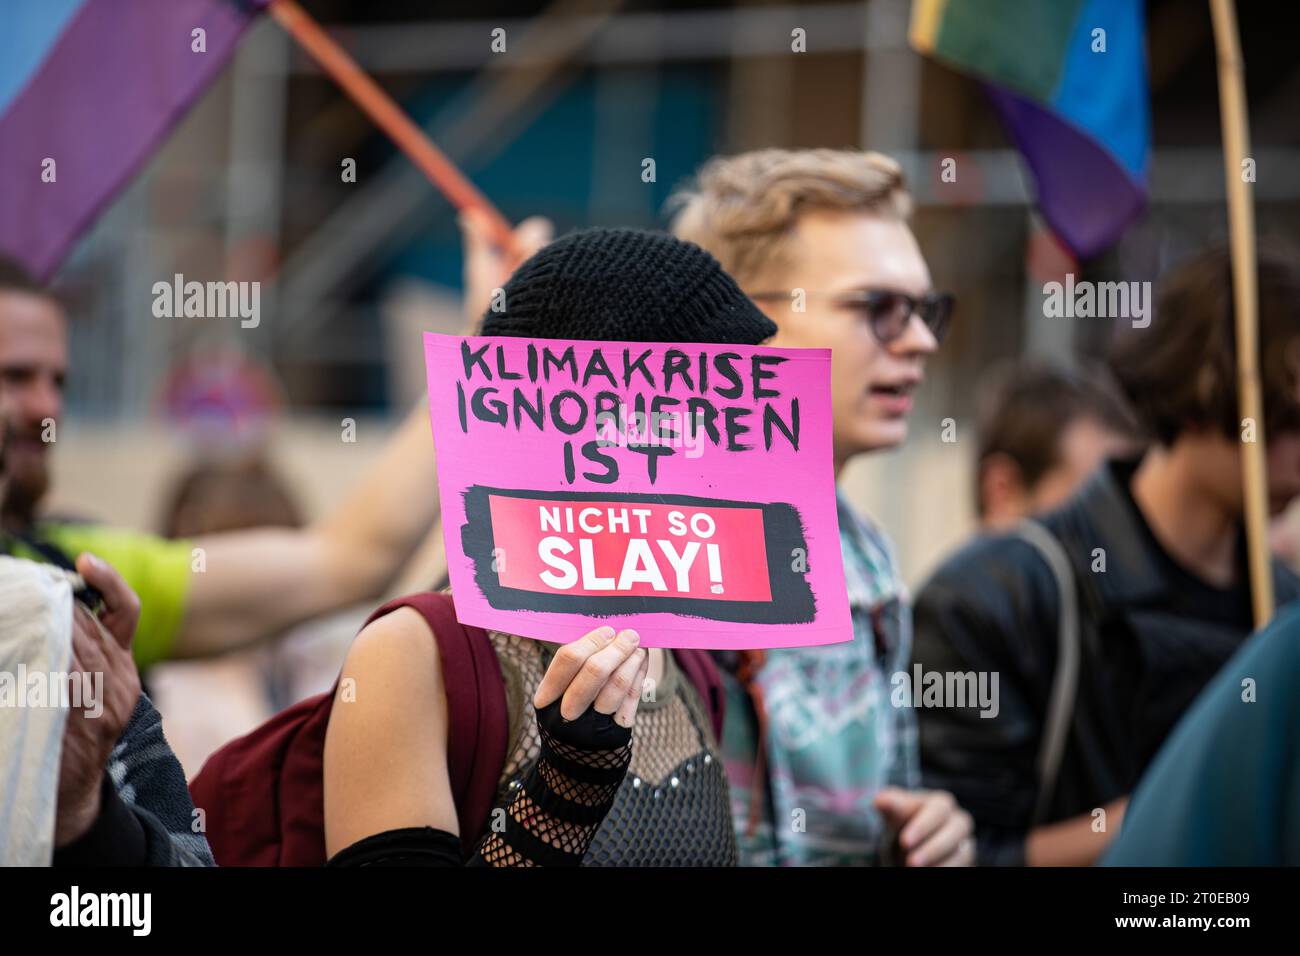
[618,629,640,647]
[84,553,105,571]
[596,625,616,642]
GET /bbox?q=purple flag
[0,0,270,279]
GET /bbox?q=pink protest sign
[424,332,852,649]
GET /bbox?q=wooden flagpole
[267,0,516,251]
[1209,0,1273,628]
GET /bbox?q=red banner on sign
[488,494,772,602]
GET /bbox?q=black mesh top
[488,631,738,867]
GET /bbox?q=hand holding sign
[532,625,650,726]
[425,333,852,650]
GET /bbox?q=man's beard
[0,435,48,532]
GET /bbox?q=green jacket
[4,521,192,670]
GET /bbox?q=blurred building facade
[47,0,1300,584]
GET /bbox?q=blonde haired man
[672,148,973,866]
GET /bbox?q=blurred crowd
[3,146,1300,868]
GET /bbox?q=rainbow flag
[911,0,1150,258]
[0,0,270,280]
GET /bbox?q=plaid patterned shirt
[720,494,919,866]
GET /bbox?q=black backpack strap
[7,529,103,608]
[11,529,77,569]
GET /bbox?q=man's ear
[979,453,1028,529]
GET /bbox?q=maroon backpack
[189,592,725,866]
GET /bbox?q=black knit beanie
[479,228,776,346]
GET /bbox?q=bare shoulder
[324,604,457,853]
[330,605,450,744]
[341,606,444,689]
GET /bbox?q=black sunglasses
[750,288,954,346]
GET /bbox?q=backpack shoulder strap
[364,593,508,858]
[673,648,726,744]
[11,531,77,570]
[1010,519,1082,826]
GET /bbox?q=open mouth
[870,382,916,398]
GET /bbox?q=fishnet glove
[469,700,632,866]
